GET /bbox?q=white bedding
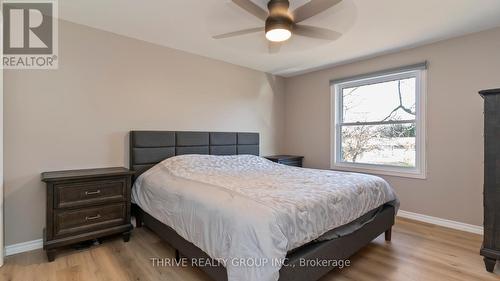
[132,155,398,281]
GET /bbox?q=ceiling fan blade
[268,42,282,54]
[232,0,268,21]
[293,0,342,23]
[213,27,264,39]
[293,25,341,40]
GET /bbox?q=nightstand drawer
[54,203,126,237]
[278,160,302,167]
[55,178,126,209]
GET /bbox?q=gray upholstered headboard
[129,131,259,179]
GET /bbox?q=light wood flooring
[1,218,498,281]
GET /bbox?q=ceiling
[59,0,500,77]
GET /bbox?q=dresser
[479,88,500,273]
[42,167,134,262]
[265,155,304,167]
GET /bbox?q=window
[331,64,426,178]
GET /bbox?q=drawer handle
[85,190,101,196]
[85,214,101,221]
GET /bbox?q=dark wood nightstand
[42,167,134,262]
[264,155,304,167]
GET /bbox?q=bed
[129,131,398,281]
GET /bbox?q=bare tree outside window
[339,77,417,167]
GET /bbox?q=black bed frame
[129,131,395,281]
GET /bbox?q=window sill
[331,163,427,179]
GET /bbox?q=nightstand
[264,155,304,167]
[42,167,134,262]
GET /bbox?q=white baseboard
[397,210,483,235]
[5,239,43,256]
[2,211,483,256]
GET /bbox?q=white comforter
[132,155,398,281]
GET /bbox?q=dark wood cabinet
[265,155,304,167]
[479,88,500,273]
[42,167,134,262]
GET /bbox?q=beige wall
[284,27,500,226]
[3,21,285,245]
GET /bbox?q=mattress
[132,154,398,281]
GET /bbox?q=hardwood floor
[1,218,498,281]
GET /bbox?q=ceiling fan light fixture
[215,0,343,49]
[265,15,293,42]
[266,28,291,42]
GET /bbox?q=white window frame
[331,67,427,179]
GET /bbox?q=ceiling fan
[213,0,343,52]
